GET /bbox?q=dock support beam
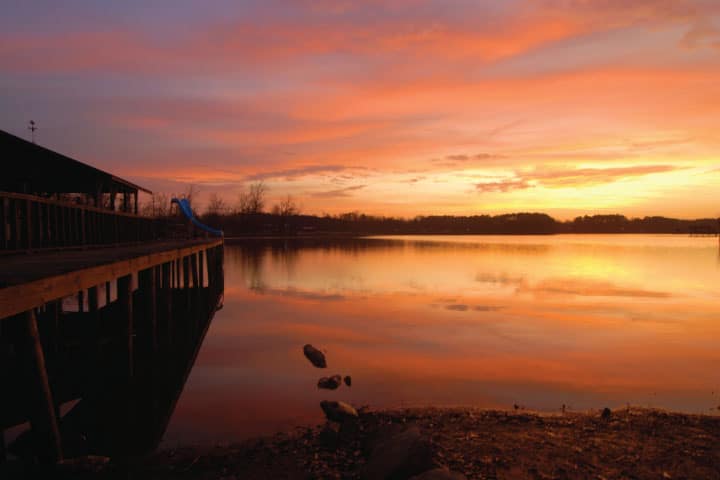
[17,309,63,464]
[161,262,172,347]
[117,275,133,380]
[138,268,158,354]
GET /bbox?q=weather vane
[28,120,37,144]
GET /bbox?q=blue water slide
[171,198,224,237]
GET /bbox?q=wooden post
[60,204,66,246]
[216,245,224,293]
[199,250,205,288]
[175,258,182,288]
[117,275,133,380]
[183,256,190,284]
[52,204,59,248]
[138,268,157,353]
[88,286,100,355]
[116,275,136,463]
[47,300,60,354]
[17,310,63,463]
[190,253,201,335]
[191,254,199,289]
[25,199,32,250]
[206,247,214,289]
[78,290,85,313]
[88,287,99,312]
[80,208,86,246]
[15,199,22,250]
[161,262,172,347]
[183,256,191,318]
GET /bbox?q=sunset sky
[1,0,719,218]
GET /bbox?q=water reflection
[163,235,720,446]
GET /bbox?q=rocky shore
[25,406,716,480]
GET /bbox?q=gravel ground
[4,407,720,479]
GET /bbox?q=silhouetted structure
[0,130,225,472]
[1,129,149,214]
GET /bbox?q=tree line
[142,182,719,236]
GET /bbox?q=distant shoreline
[223,232,719,241]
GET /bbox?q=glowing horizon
[2,1,719,219]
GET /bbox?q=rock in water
[361,426,438,480]
[303,344,327,368]
[409,468,467,480]
[318,375,342,390]
[344,375,352,387]
[320,400,358,422]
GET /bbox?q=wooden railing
[1,191,161,252]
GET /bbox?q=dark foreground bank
[4,407,720,479]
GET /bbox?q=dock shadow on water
[0,245,224,475]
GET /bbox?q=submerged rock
[303,344,327,368]
[318,375,342,390]
[409,467,467,480]
[344,375,352,387]
[361,426,438,480]
[320,400,358,422]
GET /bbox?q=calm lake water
[163,234,720,446]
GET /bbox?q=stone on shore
[320,400,358,422]
[303,344,327,368]
[361,426,438,480]
[409,467,467,480]
[318,375,343,390]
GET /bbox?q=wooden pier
[0,239,224,465]
[0,129,225,469]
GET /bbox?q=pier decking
[0,238,222,319]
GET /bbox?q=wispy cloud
[310,185,367,198]
[476,178,533,193]
[476,165,680,193]
[245,165,357,181]
[434,153,507,167]
[532,165,680,187]
[680,18,720,50]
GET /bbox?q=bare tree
[237,181,267,214]
[182,184,199,204]
[140,192,170,217]
[205,193,228,216]
[272,195,300,216]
